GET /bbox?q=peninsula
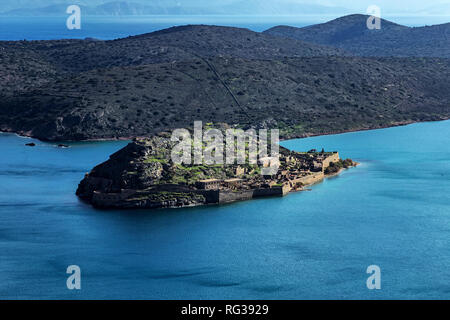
[76,134,356,209]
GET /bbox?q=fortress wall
[296,172,325,186]
[90,183,297,208]
[219,190,254,204]
[322,152,340,169]
[253,187,285,198]
[201,187,291,204]
[195,190,220,204]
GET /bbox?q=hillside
[0,23,449,141]
[1,55,449,141]
[264,14,450,58]
[0,25,344,75]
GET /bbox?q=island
[76,134,357,209]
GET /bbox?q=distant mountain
[0,0,100,13]
[264,14,450,58]
[90,1,216,15]
[5,4,88,16]
[418,3,450,15]
[4,2,155,16]
[2,0,349,16]
[0,0,216,12]
[218,0,348,15]
[89,2,164,15]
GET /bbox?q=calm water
[0,15,448,41]
[0,120,449,299]
[0,15,315,40]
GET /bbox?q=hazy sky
[0,0,449,14]
[316,0,449,12]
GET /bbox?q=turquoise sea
[0,120,449,299]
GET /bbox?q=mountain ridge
[0,24,346,74]
[0,20,449,142]
[264,14,450,57]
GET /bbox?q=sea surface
[0,15,448,41]
[0,120,449,299]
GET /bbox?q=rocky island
[76,133,356,209]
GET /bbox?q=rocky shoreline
[3,117,450,143]
[76,136,357,210]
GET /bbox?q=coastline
[75,134,356,210]
[2,117,450,143]
[82,164,359,211]
[279,117,450,142]
[295,162,360,190]
[115,165,359,211]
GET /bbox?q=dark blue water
[0,15,447,41]
[1,120,449,299]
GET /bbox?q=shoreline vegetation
[2,118,448,144]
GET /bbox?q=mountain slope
[0,23,449,142]
[264,14,450,58]
[1,56,449,141]
[0,25,345,74]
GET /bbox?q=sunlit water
[0,120,449,299]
